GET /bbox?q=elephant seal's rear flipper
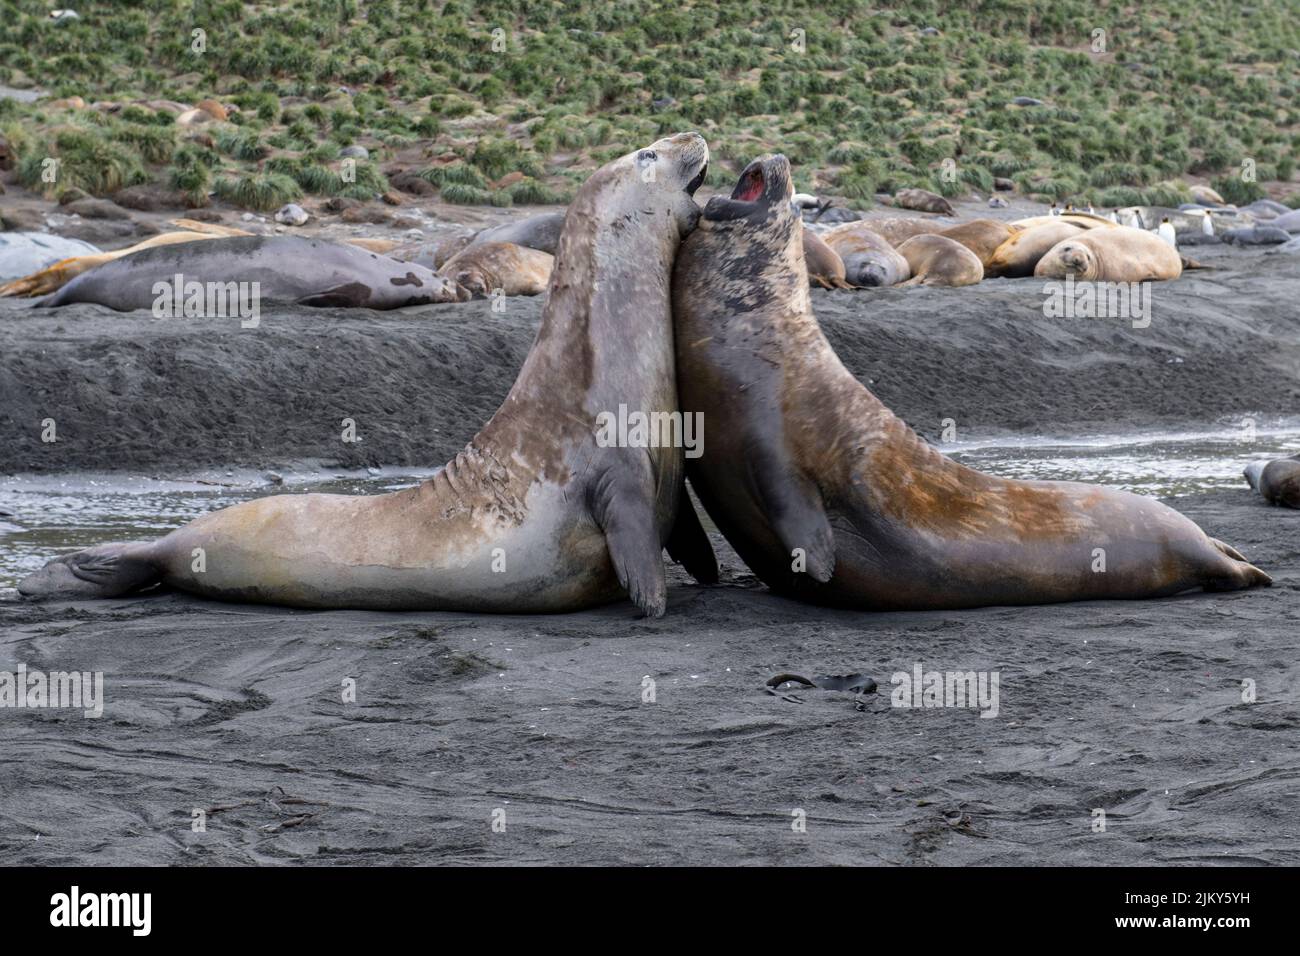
[665,491,718,585]
[1204,538,1272,590]
[18,542,161,599]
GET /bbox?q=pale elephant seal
[1244,456,1300,508]
[1189,184,1225,206]
[1034,226,1183,281]
[20,133,718,616]
[1010,213,1115,231]
[822,222,911,287]
[438,240,554,298]
[985,220,1087,277]
[896,234,983,286]
[801,230,851,289]
[893,187,954,216]
[937,219,1018,268]
[37,236,469,309]
[671,155,1270,609]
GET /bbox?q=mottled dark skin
[672,155,1270,610]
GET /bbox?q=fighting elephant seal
[1244,456,1300,508]
[438,240,554,298]
[896,234,983,286]
[671,155,1269,610]
[20,133,717,616]
[1034,226,1182,281]
[37,236,469,309]
[822,222,911,286]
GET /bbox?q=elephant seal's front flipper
[748,442,836,583]
[589,457,669,617]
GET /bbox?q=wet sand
[1,238,1298,866]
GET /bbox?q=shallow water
[1,426,1298,589]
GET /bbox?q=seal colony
[13,140,1276,616]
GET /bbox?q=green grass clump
[17,126,147,198]
[418,162,489,190]
[212,171,302,211]
[168,144,216,205]
[439,183,494,205]
[501,177,571,205]
[1211,175,1266,206]
[214,127,269,162]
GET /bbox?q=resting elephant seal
[20,133,718,616]
[671,155,1269,609]
[1034,226,1182,281]
[37,236,469,309]
[896,234,983,286]
[893,187,954,216]
[1010,213,1114,231]
[822,222,911,287]
[1244,456,1300,508]
[801,230,851,289]
[936,219,1019,269]
[438,240,554,298]
[401,213,569,270]
[985,221,1087,278]
[856,217,944,247]
[1222,225,1291,246]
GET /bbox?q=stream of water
[2,426,1298,589]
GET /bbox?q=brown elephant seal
[438,241,554,298]
[858,217,944,247]
[822,222,911,287]
[893,187,955,216]
[1034,226,1182,281]
[985,221,1087,278]
[937,219,1019,268]
[20,133,718,616]
[1245,456,1300,508]
[896,234,984,286]
[801,230,851,289]
[37,236,469,309]
[671,155,1269,609]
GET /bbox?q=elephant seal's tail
[18,542,162,599]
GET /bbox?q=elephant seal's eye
[637,150,658,164]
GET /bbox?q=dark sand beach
[2,243,1298,866]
